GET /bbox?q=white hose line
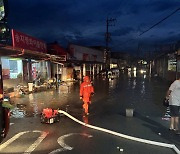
[58,110,180,154]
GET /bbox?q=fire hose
[58,110,180,154]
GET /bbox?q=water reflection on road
[10,73,170,118]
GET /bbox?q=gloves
[80,96,83,100]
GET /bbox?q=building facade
[152,41,180,81]
[68,44,105,80]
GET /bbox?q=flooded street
[1,0,179,153]
[10,73,170,119]
[2,73,179,154]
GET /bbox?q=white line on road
[0,130,48,154]
[0,131,30,151]
[58,110,180,154]
[58,133,92,151]
[49,148,66,154]
[24,131,49,154]
[49,133,92,154]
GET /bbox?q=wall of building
[69,44,104,63]
[153,53,180,81]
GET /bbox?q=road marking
[0,131,30,151]
[0,130,48,154]
[49,133,92,154]
[49,148,66,153]
[58,110,180,154]
[58,133,92,150]
[24,131,49,154]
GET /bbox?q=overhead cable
[139,7,180,36]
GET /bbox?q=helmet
[83,76,90,82]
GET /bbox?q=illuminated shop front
[168,59,176,72]
[1,57,23,79]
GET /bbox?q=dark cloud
[111,27,134,36]
[6,0,180,54]
[150,0,180,12]
[168,31,176,35]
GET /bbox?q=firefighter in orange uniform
[80,76,94,115]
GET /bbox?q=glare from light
[140,69,146,74]
[128,68,131,72]
[128,71,131,77]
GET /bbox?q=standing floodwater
[10,74,170,119]
[4,74,180,154]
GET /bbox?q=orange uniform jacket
[80,81,94,103]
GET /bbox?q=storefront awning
[0,44,68,66]
[0,44,49,60]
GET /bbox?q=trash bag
[163,99,169,107]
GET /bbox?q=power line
[139,7,180,36]
[137,7,179,57]
[115,7,180,47]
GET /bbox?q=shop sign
[11,29,47,53]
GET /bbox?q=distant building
[111,52,132,70]
[67,43,105,79]
[152,41,180,81]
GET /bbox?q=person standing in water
[80,76,94,115]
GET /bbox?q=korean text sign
[12,29,47,53]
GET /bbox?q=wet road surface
[1,73,179,154]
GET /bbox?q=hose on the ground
[58,110,180,154]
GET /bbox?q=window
[168,59,176,71]
[9,60,18,73]
[83,54,88,61]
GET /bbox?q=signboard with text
[11,29,47,53]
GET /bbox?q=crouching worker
[80,76,94,116]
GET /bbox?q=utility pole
[105,17,116,71]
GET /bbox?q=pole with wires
[105,17,116,71]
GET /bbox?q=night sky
[7,0,180,54]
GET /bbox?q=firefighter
[80,76,94,115]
